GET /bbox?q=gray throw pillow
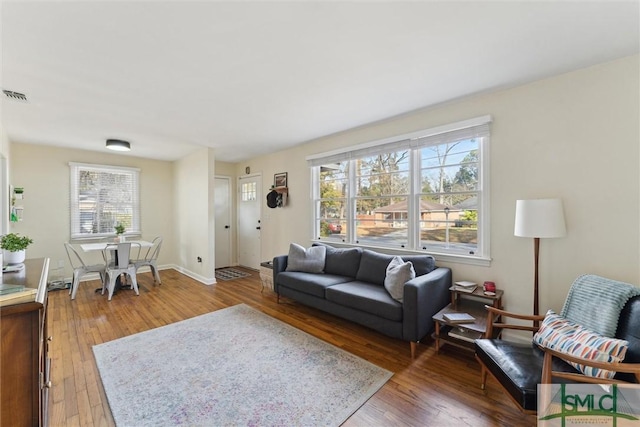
[313,243,362,277]
[356,250,395,285]
[384,256,415,303]
[401,255,436,276]
[285,243,326,273]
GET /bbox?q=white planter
[3,249,26,264]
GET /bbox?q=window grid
[312,133,487,259]
[241,182,257,202]
[69,163,140,239]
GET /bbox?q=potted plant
[114,223,126,242]
[1,233,33,264]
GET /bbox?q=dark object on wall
[267,190,279,208]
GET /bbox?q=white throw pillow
[285,243,326,273]
[384,256,415,303]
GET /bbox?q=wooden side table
[450,286,503,309]
[432,287,503,353]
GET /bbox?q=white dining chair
[102,242,141,301]
[65,242,106,300]
[133,236,163,285]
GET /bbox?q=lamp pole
[444,206,450,249]
[514,198,567,326]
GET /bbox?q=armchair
[475,275,640,414]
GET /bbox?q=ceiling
[1,1,638,163]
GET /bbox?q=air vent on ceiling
[3,90,28,102]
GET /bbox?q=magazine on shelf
[454,281,477,288]
[450,285,478,293]
[442,312,476,323]
[448,328,483,343]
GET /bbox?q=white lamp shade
[514,198,566,238]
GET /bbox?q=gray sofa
[273,245,452,357]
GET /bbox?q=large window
[70,163,140,239]
[309,116,490,262]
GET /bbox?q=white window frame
[69,162,141,239]
[308,115,492,266]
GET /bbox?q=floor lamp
[514,198,566,322]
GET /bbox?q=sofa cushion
[384,256,415,303]
[356,250,395,286]
[277,272,352,298]
[400,255,436,276]
[355,250,436,286]
[326,281,402,321]
[533,310,629,379]
[286,243,326,273]
[313,243,363,277]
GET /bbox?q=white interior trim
[306,115,492,163]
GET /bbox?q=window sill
[310,239,491,267]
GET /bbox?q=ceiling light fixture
[106,139,131,151]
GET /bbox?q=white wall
[173,147,216,283]
[246,55,640,315]
[8,143,221,285]
[8,143,176,280]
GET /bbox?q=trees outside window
[70,163,140,239]
[310,117,489,260]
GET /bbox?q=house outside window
[309,116,491,263]
[69,163,140,239]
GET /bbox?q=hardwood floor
[48,268,537,426]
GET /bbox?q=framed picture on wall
[274,172,288,188]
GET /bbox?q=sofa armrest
[272,255,288,293]
[402,267,452,342]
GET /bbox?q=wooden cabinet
[0,258,50,427]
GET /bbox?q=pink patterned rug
[93,304,392,426]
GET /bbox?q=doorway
[214,176,232,269]
[237,174,261,269]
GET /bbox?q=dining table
[80,240,153,252]
[80,240,153,295]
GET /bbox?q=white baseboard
[74,264,217,286]
[171,265,216,285]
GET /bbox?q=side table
[432,287,503,353]
[259,261,274,292]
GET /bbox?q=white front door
[214,176,231,269]
[237,174,261,269]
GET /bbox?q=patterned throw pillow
[533,310,629,379]
[383,256,415,303]
[285,243,326,273]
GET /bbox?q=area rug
[93,304,392,426]
[214,267,251,281]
